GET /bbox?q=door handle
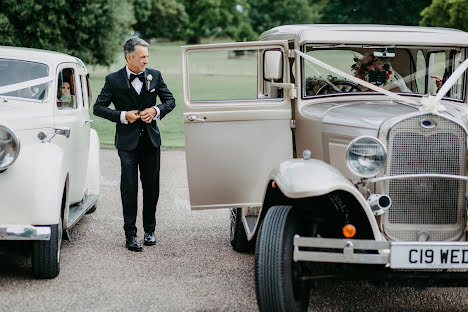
[187,115,206,122]
[84,120,94,125]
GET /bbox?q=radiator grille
[382,115,467,241]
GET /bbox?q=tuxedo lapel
[120,67,131,90]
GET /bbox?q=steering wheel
[316,81,362,95]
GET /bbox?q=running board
[67,194,98,228]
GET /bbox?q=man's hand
[140,107,157,123]
[126,110,141,123]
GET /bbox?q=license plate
[390,242,468,269]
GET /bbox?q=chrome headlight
[346,136,386,178]
[0,125,20,171]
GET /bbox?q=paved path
[1,149,468,311]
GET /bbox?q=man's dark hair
[123,37,149,60]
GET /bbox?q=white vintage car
[0,47,100,278]
[182,25,468,311]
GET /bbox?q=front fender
[268,158,381,240]
[0,143,66,225]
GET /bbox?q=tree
[0,14,17,46]
[0,0,134,66]
[183,0,241,43]
[223,1,257,41]
[133,0,189,40]
[320,0,432,25]
[420,0,468,32]
[248,0,323,36]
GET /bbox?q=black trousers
[117,130,160,238]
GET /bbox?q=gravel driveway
[2,149,468,311]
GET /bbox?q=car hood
[0,100,54,131]
[301,99,468,131]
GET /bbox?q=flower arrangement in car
[351,54,393,86]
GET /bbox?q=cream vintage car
[0,47,100,278]
[182,24,468,311]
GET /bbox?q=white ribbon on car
[0,76,52,95]
[418,59,468,114]
[295,49,421,107]
[296,49,468,116]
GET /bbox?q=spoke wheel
[230,208,255,253]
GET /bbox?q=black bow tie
[129,72,144,83]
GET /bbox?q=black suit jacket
[93,67,175,151]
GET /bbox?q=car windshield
[0,59,49,100]
[302,45,466,101]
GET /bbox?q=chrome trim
[293,236,468,266]
[360,173,468,184]
[420,118,437,129]
[293,235,390,264]
[0,225,51,240]
[345,135,387,178]
[0,125,21,170]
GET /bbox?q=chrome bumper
[0,225,51,240]
[294,236,468,268]
[293,236,390,265]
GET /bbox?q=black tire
[230,208,255,253]
[32,218,62,279]
[86,204,97,214]
[255,205,310,312]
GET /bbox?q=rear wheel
[230,208,255,253]
[86,204,97,214]
[255,205,310,312]
[32,218,62,279]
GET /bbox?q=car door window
[80,74,89,109]
[187,48,284,102]
[57,68,77,109]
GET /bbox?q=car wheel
[230,208,254,253]
[86,204,97,214]
[255,205,310,312]
[32,217,62,279]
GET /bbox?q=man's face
[61,82,70,96]
[127,45,148,73]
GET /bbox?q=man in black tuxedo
[93,37,175,251]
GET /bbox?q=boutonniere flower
[146,74,153,90]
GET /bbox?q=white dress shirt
[120,66,160,124]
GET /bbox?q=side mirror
[264,50,283,80]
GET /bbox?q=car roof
[259,24,468,47]
[0,46,86,69]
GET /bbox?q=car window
[86,74,92,106]
[416,50,426,94]
[302,45,464,101]
[80,74,88,109]
[0,59,49,100]
[57,68,77,109]
[187,47,284,102]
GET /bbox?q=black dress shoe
[126,236,143,251]
[143,232,156,246]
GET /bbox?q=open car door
[182,40,293,210]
